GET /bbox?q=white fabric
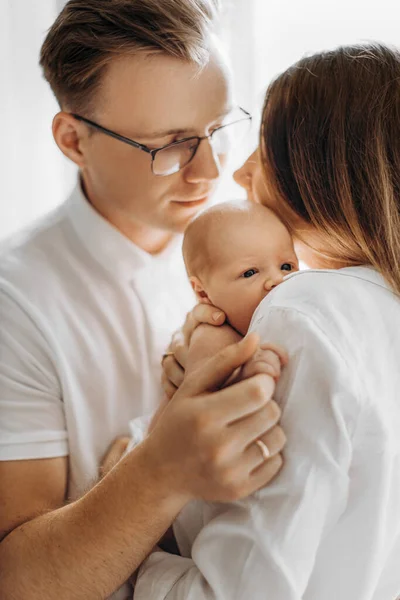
[134,266,400,600]
[0,182,195,495]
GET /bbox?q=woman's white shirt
[134,266,400,600]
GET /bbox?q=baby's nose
[264,272,284,291]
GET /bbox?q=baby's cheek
[228,304,258,336]
[210,288,260,335]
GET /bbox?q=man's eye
[242,269,258,278]
[281,263,293,272]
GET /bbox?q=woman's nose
[264,271,284,291]
[233,149,257,190]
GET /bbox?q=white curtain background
[1,0,75,241]
[1,0,400,240]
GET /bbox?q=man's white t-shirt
[134,267,400,600]
[0,184,195,502]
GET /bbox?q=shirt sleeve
[0,285,68,460]
[134,306,360,600]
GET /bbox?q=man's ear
[52,111,88,169]
[189,276,211,304]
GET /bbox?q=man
[0,2,284,599]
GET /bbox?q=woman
[135,43,400,599]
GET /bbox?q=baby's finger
[242,359,279,380]
[260,343,288,366]
[182,304,226,346]
[259,349,282,379]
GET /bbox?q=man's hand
[145,333,286,503]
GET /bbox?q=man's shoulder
[0,202,72,298]
[1,201,69,256]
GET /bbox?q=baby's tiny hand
[240,343,288,382]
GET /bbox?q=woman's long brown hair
[261,43,400,293]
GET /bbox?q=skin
[185,202,299,335]
[0,47,285,599]
[53,49,232,253]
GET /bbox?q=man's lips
[171,196,209,207]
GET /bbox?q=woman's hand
[162,303,226,399]
[144,333,286,503]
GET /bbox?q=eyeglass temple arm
[70,114,152,154]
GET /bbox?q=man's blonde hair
[40,0,221,114]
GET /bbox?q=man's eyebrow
[138,107,234,140]
[139,127,189,139]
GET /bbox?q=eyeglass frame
[70,107,252,176]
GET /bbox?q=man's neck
[104,214,174,255]
[80,180,174,255]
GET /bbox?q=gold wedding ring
[255,439,270,461]
[161,351,175,364]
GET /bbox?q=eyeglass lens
[152,116,251,176]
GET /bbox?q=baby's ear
[189,276,211,304]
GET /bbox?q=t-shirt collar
[65,182,181,281]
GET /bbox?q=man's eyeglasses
[71,107,252,177]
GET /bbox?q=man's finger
[171,341,187,370]
[241,424,286,471]
[199,373,275,426]
[162,355,185,388]
[245,453,284,496]
[182,333,260,395]
[231,400,281,448]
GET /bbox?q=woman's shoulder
[252,266,392,324]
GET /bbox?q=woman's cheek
[253,175,275,210]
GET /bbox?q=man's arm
[0,286,177,599]
[0,297,284,600]
[0,447,185,600]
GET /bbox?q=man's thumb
[186,332,260,394]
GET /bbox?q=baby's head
[183,202,299,335]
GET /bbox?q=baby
[108,201,298,461]
[181,200,299,375]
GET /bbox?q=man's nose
[184,138,221,183]
[233,149,257,190]
[263,271,284,291]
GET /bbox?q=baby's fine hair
[182,201,275,277]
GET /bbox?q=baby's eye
[242,269,258,278]
[281,263,293,272]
